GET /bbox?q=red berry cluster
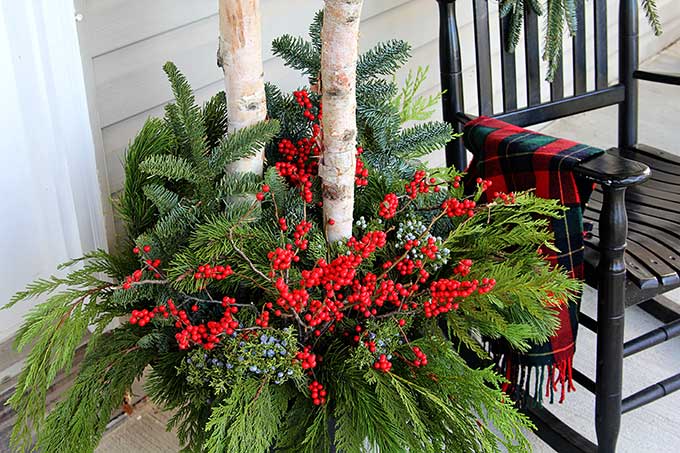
[275,137,317,203]
[442,198,476,218]
[171,297,240,350]
[347,274,411,318]
[293,89,321,122]
[133,244,152,255]
[293,220,313,250]
[278,217,288,231]
[355,147,369,187]
[424,276,496,317]
[255,309,271,328]
[122,269,144,290]
[296,346,318,370]
[493,191,517,204]
[396,258,418,276]
[420,237,439,260]
[364,340,377,353]
[256,184,271,202]
[308,380,327,405]
[347,231,387,258]
[411,347,428,367]
[478,277,496,294]
[404,171,442,200]
[373,354,392,372]
[453,259,473,276]
[268,244,299,271]
[193,263,233,280]
[405,170,429,199]
[378,193,398,219]
[476,177,493,191]
[129,305,169,326]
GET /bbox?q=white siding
[74,0,680,241]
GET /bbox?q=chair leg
[595,186,628,453]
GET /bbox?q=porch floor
[96,41,680,453]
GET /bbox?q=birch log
[320,0,364,242]
[218,0,267,176]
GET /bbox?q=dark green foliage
[642,0,663,35]
[34,327,154,453]
[5,14,583,453]
[116,117,174,240]
[357,39,411,80]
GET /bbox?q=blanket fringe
[486,343,576,407]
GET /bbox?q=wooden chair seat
[583,144,680,306]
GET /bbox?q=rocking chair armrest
[573,149,651,188]
[634,70,680,86]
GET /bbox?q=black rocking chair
[435,1,680,452]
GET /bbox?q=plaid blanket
[463,116,604,404]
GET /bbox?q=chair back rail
[437,0,640,170]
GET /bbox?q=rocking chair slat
[499,11,518,110]
[524,6,541,106]
[550,53,565,101]
[615,147,680,176]
[584,234,659,289]
[594,0,609,89]
[587,221,679,286]
[473,0,494,115]
[589,191,680,223]
[573,0,587,94]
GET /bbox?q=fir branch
[140,154,199,184]
[163,62,207,173]
[544,0,565,82]
[309,10,324,54]
[393,122,454,160]
[143,183,180,216]
[271,35,320,83]
[642,0,663,35]
[357,40,412,80]
[210,120,280,169]
[115,117,173,239]
[202,91,229,150]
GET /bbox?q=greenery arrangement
[5,13,580,453]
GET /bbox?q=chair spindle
[524,5,541,106]
[473,0,494,115]
[499,9,518,111]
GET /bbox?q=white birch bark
[320,0,364,242]
[218,0,267,176]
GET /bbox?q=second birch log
[320,0,364,242]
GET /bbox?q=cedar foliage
[5,14,581,453]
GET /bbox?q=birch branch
[319,0,364,242]
[218,0,268,176]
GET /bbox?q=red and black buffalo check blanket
[463,116,604,404]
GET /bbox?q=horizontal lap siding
[77,0,680,240]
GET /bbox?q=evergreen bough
[5,15,581,453]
